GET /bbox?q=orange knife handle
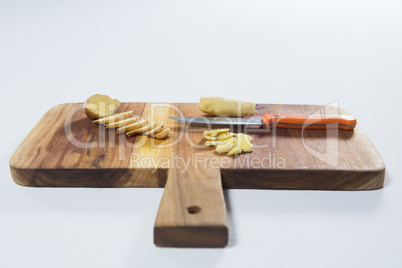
[262,114,357,130]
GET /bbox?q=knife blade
[169,114,357,130]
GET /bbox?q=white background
[1,1,401,267]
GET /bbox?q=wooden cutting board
[9,102,385,247]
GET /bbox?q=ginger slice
[83,94,120,119]
[203,130,213,137]
[105,116,139,128]
[220,136,237,145]
[204,132,234,141]
[153,128,171,139]
[228,145,242,155]
[244,134,253,143]
[204,129,234,140]
[217,132,230,140]
[205,137,237,147]
[126,122,158,136]
[237,133,254,152]
[213,128,230,134]
[205,140,218,146]
[204,129,229,136]
[116,119,148,134]
[94,111,134,124]
[215,142,234,153]
[144,123,164,136]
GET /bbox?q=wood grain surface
[154,103,228,247]
[9,102,385,247]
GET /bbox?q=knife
[169,114,357,130]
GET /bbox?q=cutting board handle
[154,163,228,247]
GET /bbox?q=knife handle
[262,114,357,130]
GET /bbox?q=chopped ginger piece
[228,145,242,155]
[204,129,253,155]
[215,142,234,154]
[237,133,254,152]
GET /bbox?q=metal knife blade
[169,117,263,126]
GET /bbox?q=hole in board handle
[187,206,201,214]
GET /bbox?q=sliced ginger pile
[203,129,253,155]
[93,111,171,139]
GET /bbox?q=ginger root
[199,97,255,117]
[83,94,120,119]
